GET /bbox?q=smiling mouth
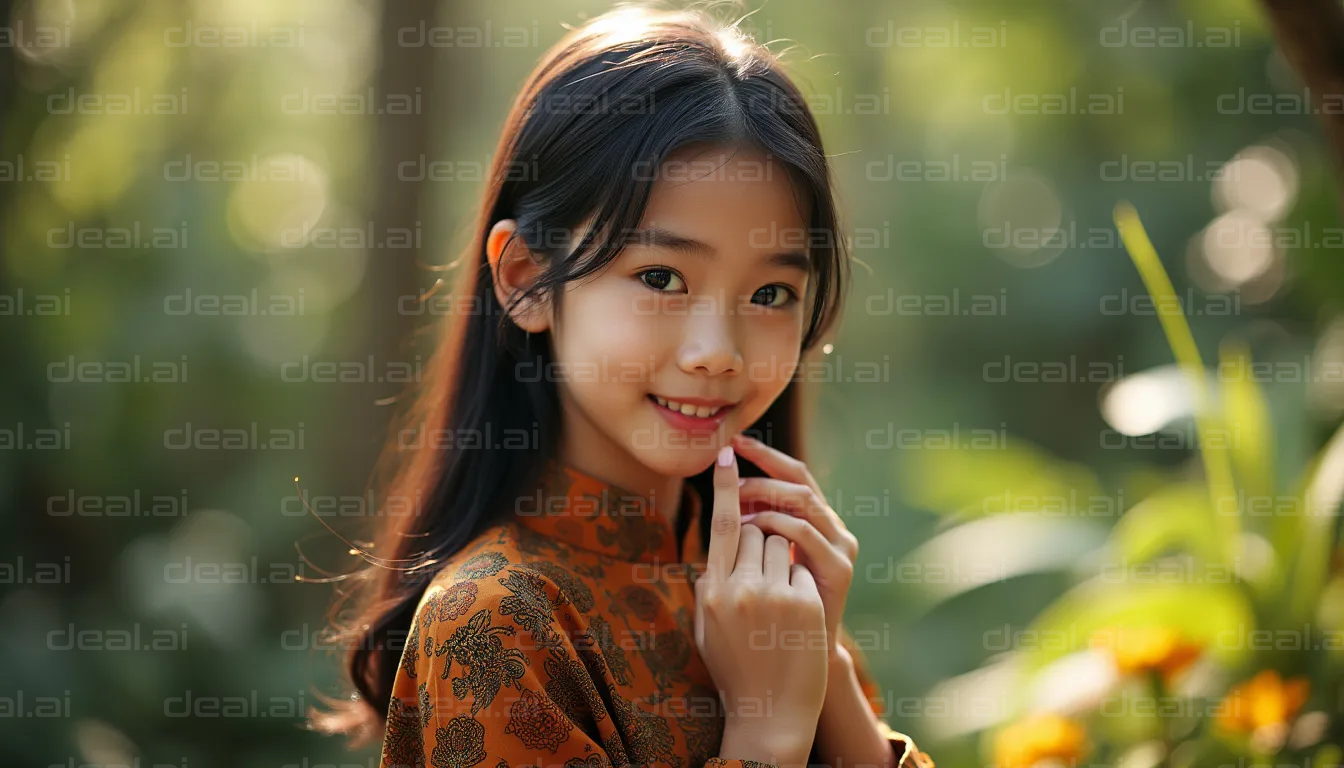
[647,394,735,419]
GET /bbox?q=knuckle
[711,513,738,536]
[701,590,729,617]
[722,590,751,615]
[836,560,854,584]
[784,588,817,610]
[842,531,859,555]
[734,571,766,590]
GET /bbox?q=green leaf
[1110,482,1220,564]
[900,439,1104,519]
[1018,577,1257,679]
[1285,420,1344,623]
[1114,202,1241,563]
[1218,340,1274,502]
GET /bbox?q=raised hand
[729,432,858,658]
[694,444,829,767]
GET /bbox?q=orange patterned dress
[379,459,933,768]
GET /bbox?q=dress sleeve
[379,564,782,768]
[837,625,936,768]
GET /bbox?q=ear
[486,219,551,333]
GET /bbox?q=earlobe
[486,218,551,333]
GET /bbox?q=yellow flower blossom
[1091,626,1202,684]
[1217,670,1310,734]
[993,714,1089,768]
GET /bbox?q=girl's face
[547,143,811,482]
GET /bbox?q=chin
[634,444,722,479]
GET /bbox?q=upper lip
[650,393,738,408]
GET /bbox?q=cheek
[742,324,803,404]
[553,283,662,394]
[570,287,659,352]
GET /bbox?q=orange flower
[993,714,1089,768]
[1091,626,1202,684]
[1217,670,1310,735]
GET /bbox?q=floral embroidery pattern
[431,714,487,768]
[383,694,424,768]
[418,680,433,728]
[528,559,596,614]
[543,648,607,729]
[514,523,560,558]
[457,552,508,580]
[614,584,662,623]
[676,683,724,760]
[640,629,692,690]
[380,460,930,768]
[583,614,633,687]
[592,492,666,561]
[503,687,573,752]
[497,568,563,650]
[401,617,422,680]
[425,581,478,625]
[607,686,682,768]
[432,608,528,715]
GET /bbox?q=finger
[705,445,741,584]
[693,581,704,649]
[739,511,848,577]
[790,562,820,597]
[738,477,848,549]
[734,524,765,581]
[763,533,791,583]
[731,433,822,496]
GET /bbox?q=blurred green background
[3,0,1343,765]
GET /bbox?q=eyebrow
[623,226,812,274]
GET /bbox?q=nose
[676,302,743,376]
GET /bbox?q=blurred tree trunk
[333,0,442,506]
[1258,0,1344,211]
[1252,0,1344,747]
[1264,4,1344,757]
[370,0,437,345]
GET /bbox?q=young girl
[315,6,934,768]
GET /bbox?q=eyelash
[635,267,800,308]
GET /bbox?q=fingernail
[737,478,746,487]
[717,446,733,467]
[741,513,758,522]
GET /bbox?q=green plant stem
[1113,202,1241,565]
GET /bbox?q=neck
[564,455,684,527]
[558,405,684,526]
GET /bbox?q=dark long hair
[313,3,852,743]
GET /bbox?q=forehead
[639,143,810,235]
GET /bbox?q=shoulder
[409,523,597,648]
[425,520,601,614]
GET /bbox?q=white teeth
[652,395,725,418]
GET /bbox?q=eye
[637,268,686,293]
[752,284,799,308]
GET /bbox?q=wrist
[815,650,895,768]
[826,644,856,693]
[721,721,814,768]
[828,641,853,668]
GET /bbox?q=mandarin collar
[514,459,705,564]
